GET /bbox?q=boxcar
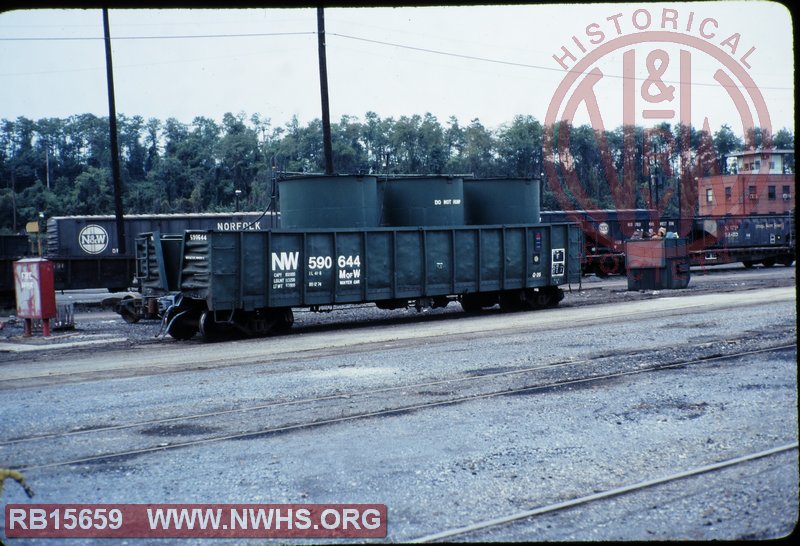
[45,212,273,291]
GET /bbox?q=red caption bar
[5,504,387,538]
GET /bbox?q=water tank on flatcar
[463,177,541,225]
[279,174,379,229]
[380,175,465,227]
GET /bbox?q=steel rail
[3,340,792,447]
[410,442,799,543]
[9,343,795,472]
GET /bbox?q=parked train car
[689,212,795,268]
[545,149,796,275]
[0,234,32,308]
[542,208,795,275]
[149,175,583,340]
[540,209,668,276]
[44,212,273,291]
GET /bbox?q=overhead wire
[0,31,315,41]
[0,29,793,92]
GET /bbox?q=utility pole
[10,168,17,233]
[317,7,334,175]
[103,8,126,254]
[45,143,51,190]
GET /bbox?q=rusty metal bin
[625,238,691,290]
[14,258,57,336]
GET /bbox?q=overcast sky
[0,2,794,137]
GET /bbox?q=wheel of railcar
[119,296,139,324]
[273,307,294,333]
[460,295,481,313]
[780,255,795,267]
[120,308,139,324]
[761,258,776,268]
[520,287,554,309]
[168,319,198,341]
[549,287,565,307]
[498,290,525,312]
[743,260,755,269]
[460,293,497,313]
[376,299,407,310]
[533,291,551,308]
[598,256,620,277]
[199,310,220,341]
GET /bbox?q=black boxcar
[45,213,272,291]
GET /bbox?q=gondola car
[151,175,583,340]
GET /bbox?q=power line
[0,31,315,41]
[327,32,794,92]
[1,29,793,92]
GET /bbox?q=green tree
[443,116,465,174]
[417,113,446,174]
[361,111,393,174]
[69,167,114,215]
[331,115,367,174]
[18,181,63,222]
[217,112,260,210]
[713,124,743,174]
[73,113,110,169]
[772,128,794,173]
[459,119,495,176]
[389,115,423,173]
[495,115,543,178]
[118,114,147,183]
[773,127,794,149]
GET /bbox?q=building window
[706,188,713,203]
[769,161,776,170]
[754,160,761,170]
[725,186,732,200]
[783,185,791,199]
[748,185,757,199]
[768,186,776,199]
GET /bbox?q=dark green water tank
[279,175,379,228]
[381,176,465,226]
[463,177,541,225]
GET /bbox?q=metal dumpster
[625,238,691,290]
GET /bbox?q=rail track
[5,342,795,473]
[410,442,798,542]
[2,285,794,394]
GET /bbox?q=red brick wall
[697,174,795,215]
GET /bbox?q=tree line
[0,111,794,233]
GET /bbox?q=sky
[0,2,794,138]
